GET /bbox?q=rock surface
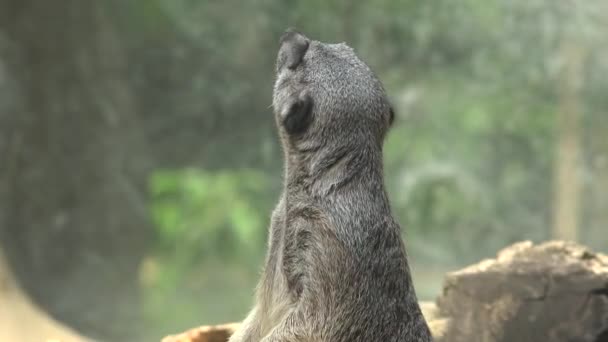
[159,302,447,342]
[161,323,240,342]
[436,240,608,342]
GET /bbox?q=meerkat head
[273,28,394,153]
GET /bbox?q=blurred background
[0,0,606,341]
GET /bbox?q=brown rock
[420,301,450,341]
[161,305,448,342]
[436,240,608,342]
[161,323,239,342]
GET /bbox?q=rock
[161,323,239,342]
[160,305,449,342]
[420,301,450,341]
[436,240,608,342]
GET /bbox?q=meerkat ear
[281,92,313,135]
[278,28,310,70]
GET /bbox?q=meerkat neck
[284,140,385,198]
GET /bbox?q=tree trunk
[551,40,586,242]
[587,105,608,249]
[0,1,150,340]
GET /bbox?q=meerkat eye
[389,107,395,126]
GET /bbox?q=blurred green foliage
[145,169,274,331]
[150,169,270,261]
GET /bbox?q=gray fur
[229,29,433,342]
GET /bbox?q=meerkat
[228,28,432,342]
